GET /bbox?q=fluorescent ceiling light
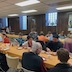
[15,0,40,7]
[56,6,72,10]
[8,14,18,16]
[22,10,37,13]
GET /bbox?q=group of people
[0,29,72,72]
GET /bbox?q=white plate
[42,57,46,61]
[3,48,9,50]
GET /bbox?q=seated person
[49,48,72,72]
[22,35,36,48]
[15,33,25,46]
[63,34,72,52]
[59,31,66,39]
[38,31,48,43]
[29,28,38,41]
[46,31,52,38]
[2,33,10,43]
[0,47,9,71]
[46,34,63,52]
[64,34,72,43]
[46,31,58,41]
[21,42,47,72]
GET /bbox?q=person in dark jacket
[46,34,63,52]
[21,42,47,72]
[48,48,72,72]
[0,53,9,71]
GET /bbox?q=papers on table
[17,47,23,50]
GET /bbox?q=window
[2,17,8,27]
[46,12,57,26]
[19,15,27,30]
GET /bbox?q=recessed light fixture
[15,0,40,7]
[56,6,72,10]
[22,10,37,13]
[8,14,18,17]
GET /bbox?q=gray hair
[32,42,42,52]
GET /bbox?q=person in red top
[2,33,10,43]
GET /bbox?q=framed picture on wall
[68,14,72,31]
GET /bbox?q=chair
[0,63,5,72]
[0,67,5,72]
[16,67,34,72]
[6,54,19,68]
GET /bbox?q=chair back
[6,54,19,68]
[16,67,34,72]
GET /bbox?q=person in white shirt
[22,35,36,48]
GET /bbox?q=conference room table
[0,33,27,40]
[0,43,72,69]
[7,34,27,39]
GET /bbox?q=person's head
[27,35,33,43]
[32,42,42,54]
[40,31,44,35]
[52,34,59,42]
[2,33,8,38]
[48,31,51,34]
[60,31,64,35]
[57,48,70,63]
[31,28,35,32]
[67,31,72,38]
[18,33,23,38]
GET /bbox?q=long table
[7,34,27,39]
[0,43,72,69]
[0,33,27,40]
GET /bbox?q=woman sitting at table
[45,31,53,41]
[58,31,66,39]
[2,33,10,43]
[15,33,25,46]
[22,35,36,48]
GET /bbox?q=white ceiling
[0,0,72,17]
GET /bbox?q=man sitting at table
[22,35,36,48]
[46,34,63,52]
[48,48,72,72]
[29,28,38,41]
[21,42,47,72]
[15,33,25,46]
